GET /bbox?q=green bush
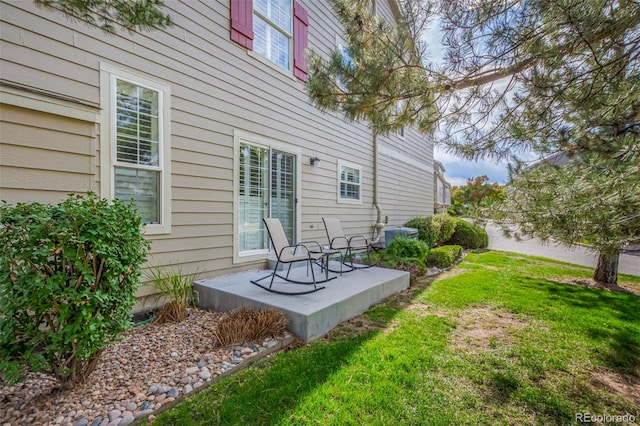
[364,250,427,279]
[445,218,489,249]
[404,217,439,249]
[432,213,458,246]
[385,237,429,262]
[426,245,463,268]
[0,193,150,388]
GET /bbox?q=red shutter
[230,0,253,49]
[293,1,309,81]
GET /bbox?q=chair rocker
[250,218,335,295]
[322,217,374,274]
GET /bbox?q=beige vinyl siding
[0,104,97,204]
[0,0,432,299]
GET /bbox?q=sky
[434,147,510,186]
[423,19,512,187]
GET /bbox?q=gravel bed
[0,309,287,426]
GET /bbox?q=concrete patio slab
[194,261,410,342]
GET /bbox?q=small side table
[310,248,341,280]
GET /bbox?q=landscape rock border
[0,310,294,426]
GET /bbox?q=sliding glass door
[238,142,296,254]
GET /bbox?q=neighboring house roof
[531,152,572,167]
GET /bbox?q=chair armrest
[347,234,369,246]
[330,236,350,249]
[279,243,311,258]
[299,240,323,252]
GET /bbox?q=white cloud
[435,146,509,186]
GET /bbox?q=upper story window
[393,100,406,138]
[230,0,309,81]
[336,39,354,91]
[100,63,172,235]
[254,0,292,70]
[338,160,362,204]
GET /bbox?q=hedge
[432,213,458,246]
[426,245,463,268]
[445,218,489,249]
[385,237,429,262]
[404,217,438,249]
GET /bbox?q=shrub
[404,217,439,249]
[426,245,463,268]
[0,193,150,388]
[432,214,458,246]
[145,267,200,324]
[385,237,429,261]
[445,218,489,249]
[364,250,427,280]
[214,306,288,347]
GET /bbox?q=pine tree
[488,151,640,286]
[34,0,172,33]
[307,0,640,284]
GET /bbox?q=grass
[151,251,640,425]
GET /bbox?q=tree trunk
[593,252,619,285]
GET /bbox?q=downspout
[372,132,385,243]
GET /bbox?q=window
[230,0,309,81]
[336,39,354,91]
[254,0,292,70]
[393,100,406,138]
[338,160,362,204]
[100,63,171,234]
[234,131,301,262]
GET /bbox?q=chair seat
[279,249,324,263]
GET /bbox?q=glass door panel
[238,143,297,254]
[271,150,296,243]
[239,144,269,252]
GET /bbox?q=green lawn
[151,251,640,425]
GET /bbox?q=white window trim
[337,159,363,204]
[99,63,172,235]
[233,129,302,264]
[252,0,294,74]
[247,50,297,81]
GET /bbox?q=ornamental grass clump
[0,193,150,389]
[145,267,200,324]
[214,307,288,347]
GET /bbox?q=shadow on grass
[153,332,377,425]
[153,279,440,425]
[539,278,640,376]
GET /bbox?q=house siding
[0,103,98,204]
[0,0,433,302]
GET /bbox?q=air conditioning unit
[384,227,419,246]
